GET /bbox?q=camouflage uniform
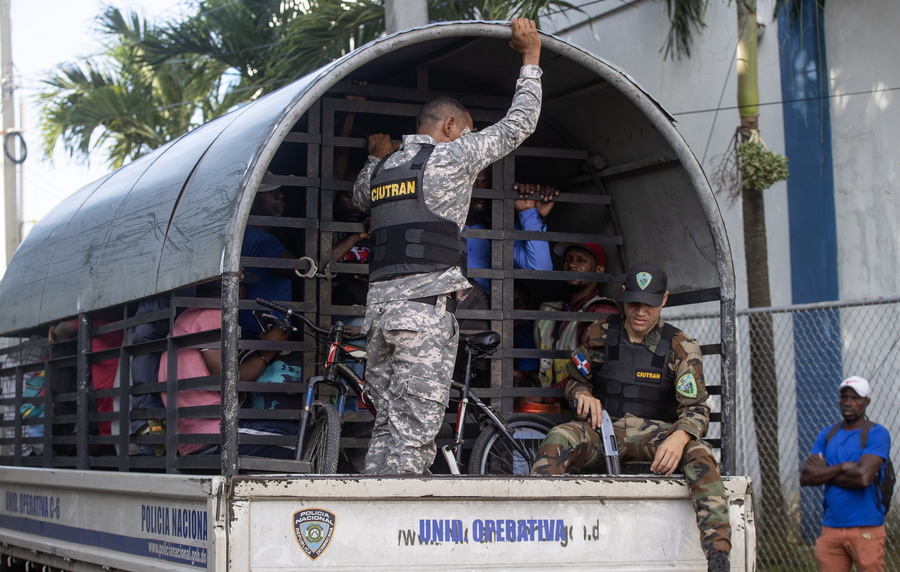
[353,65,542,474]
[531,315,732,557]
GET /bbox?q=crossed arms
[800,452,884,489]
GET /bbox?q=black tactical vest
[367,145,467,282]
[592,315,680,423]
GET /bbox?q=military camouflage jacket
[353,65,542,303]
[564,315,710,440]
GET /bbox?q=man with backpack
[800,376,892,572]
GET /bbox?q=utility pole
[384,0,428,34]
[0,0,18,271]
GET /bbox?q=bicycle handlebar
[255,298,366,341]
[255,297,293,316]
[255,298,325,334]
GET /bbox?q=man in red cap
[534,242,619,397]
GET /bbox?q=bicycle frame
[440,334,536,475]
[255,299,371,461]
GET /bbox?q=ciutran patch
[676,374,698,398]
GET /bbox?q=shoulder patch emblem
[676,374,697,398]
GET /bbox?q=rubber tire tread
[302,402,341,474]
[468,412,555,475]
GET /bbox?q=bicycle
[255,298,371,474]
[255,298,555,476]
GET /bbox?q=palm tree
[734,0,793,560]
[38,8,235,169]
[143,0,579,98]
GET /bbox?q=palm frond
[662,0,708,60]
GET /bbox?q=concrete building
[546,0,899,307]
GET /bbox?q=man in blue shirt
[800,376,891,572]
[240,178,298,337]
[465,169,557,294]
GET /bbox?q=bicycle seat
[460,331,501,352]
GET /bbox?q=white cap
[839,376,870,398]
[258,182,282,193]
[258,170,282,193]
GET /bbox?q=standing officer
[352,18,543,475]
[531,262,732,572]
[800,376,891,572]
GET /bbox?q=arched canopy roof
[0,21,732,335]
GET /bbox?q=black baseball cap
[620,262,667,306]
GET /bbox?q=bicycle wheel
[468,413,555,475]
[302,402,341,474]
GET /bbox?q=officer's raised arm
[508,17,541,66]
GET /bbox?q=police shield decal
[293,508,336,560]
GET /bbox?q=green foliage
[711,130,789,201]
[662,0,708,60]
[735,140,789,192]
[431,0,580,25]
[39,0,579,168]
[38,7,233,168]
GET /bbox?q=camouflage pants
[362,297,458,475]
[531,413,732,557]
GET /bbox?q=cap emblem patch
[636,272,652,290]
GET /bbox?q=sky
[9,0,187,236]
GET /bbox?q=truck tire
[302,402,341,474]
[468,413,555,475]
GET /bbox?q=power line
[672,85,900,118]
[699,33,738,164]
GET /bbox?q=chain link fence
[678,297,900,571]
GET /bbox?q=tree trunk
[736,0,794,562]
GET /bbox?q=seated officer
[531,262,731,572]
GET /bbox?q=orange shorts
[815,525,886,572]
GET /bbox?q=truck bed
[0,467,753,571]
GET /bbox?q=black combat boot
[707,551,730,572]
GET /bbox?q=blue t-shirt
[240,226,292,336]
[466,207,552,294]
[810,423,891,527]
